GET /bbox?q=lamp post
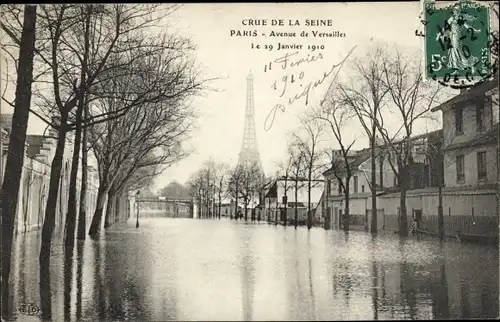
[136,190,140,228]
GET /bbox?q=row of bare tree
[314,44,448,236]
[0,4,210,315]
[267,43,453,236]
[186,122,324,229]
[186,159,264,222]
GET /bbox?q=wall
[443,145,497,187]
[379,188,498,236]
[441,87,499,188]
[326,186,498,237]
[442,94,497,149]
[276,179,323,205]
[4,133,100,234]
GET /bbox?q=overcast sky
[1,2,471,191]
[154,2,441,190]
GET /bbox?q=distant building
[261,176,323,225]
[217,201,243,218]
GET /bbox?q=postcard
[0,1,499,321]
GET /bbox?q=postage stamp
[423,0,495,87]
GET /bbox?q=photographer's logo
[18,303,40,316]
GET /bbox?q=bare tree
[227,164,246,220]
[2,4,182,249]
[315,87,357,231]
[0,5,37,317]
[214,162,230,219]
[276,146,296,226]
[288,139,307,229]
[238,162,262,222]
[374,46,445,237]
[77,93,89,240]
[293,116,325,230]
[88,61,200,235]
[337,44,390,234]
[187,170,205,219]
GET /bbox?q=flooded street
[6,218,499,321]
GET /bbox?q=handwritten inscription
[264,46,356,131]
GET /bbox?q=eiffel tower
[238,71,264,176]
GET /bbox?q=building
[1,113,100,234]
[261,176,324,225]
[322,76,499,239]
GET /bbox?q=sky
[1,1,476,191]
[152,2,442,190]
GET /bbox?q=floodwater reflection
[5,218,499,321]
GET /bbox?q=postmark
[419,0,497,88]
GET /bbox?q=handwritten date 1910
[264,45,357,131]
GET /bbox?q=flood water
[5,217,499,321]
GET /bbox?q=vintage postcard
[0,1,499,321]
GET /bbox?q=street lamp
[136,190,140,228]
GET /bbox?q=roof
[431,76,499,112]
[323,148,371,176]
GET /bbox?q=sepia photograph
[0,1,499,321]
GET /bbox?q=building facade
[322,77,499,239]
[1,114,100,234]
[261,177,324,225]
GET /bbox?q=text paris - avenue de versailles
[231,18,346,38]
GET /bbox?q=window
[476,103,485,132]
[361,185,365,193]
[455,107,463,134]
[353,176,358,193]
[477,151,487,180]
[338,181,343,194]
[456,155,465,183]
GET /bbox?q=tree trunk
[438,184,444,240]
[497,120,500,232]
[114,190,121,223]
[294,180,298,229]
[344,179,350,231]
[104,190,114,229]
[88,182,109,235]
[283,182,288,227]
[244,198,248,221]
[235,185,239,220]
[0,5,37,317]
[77,100,88,240]
[398,164,410,237]
[399,188,408,237]
[218,196,222,220]
[370,137,378,233]
[64,106,82,246]
[41,112,69,248]
[307,172,312,230]
[198,195,202,218]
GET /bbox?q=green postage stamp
[423,0,495,87]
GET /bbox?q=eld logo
[18,303,40,316]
